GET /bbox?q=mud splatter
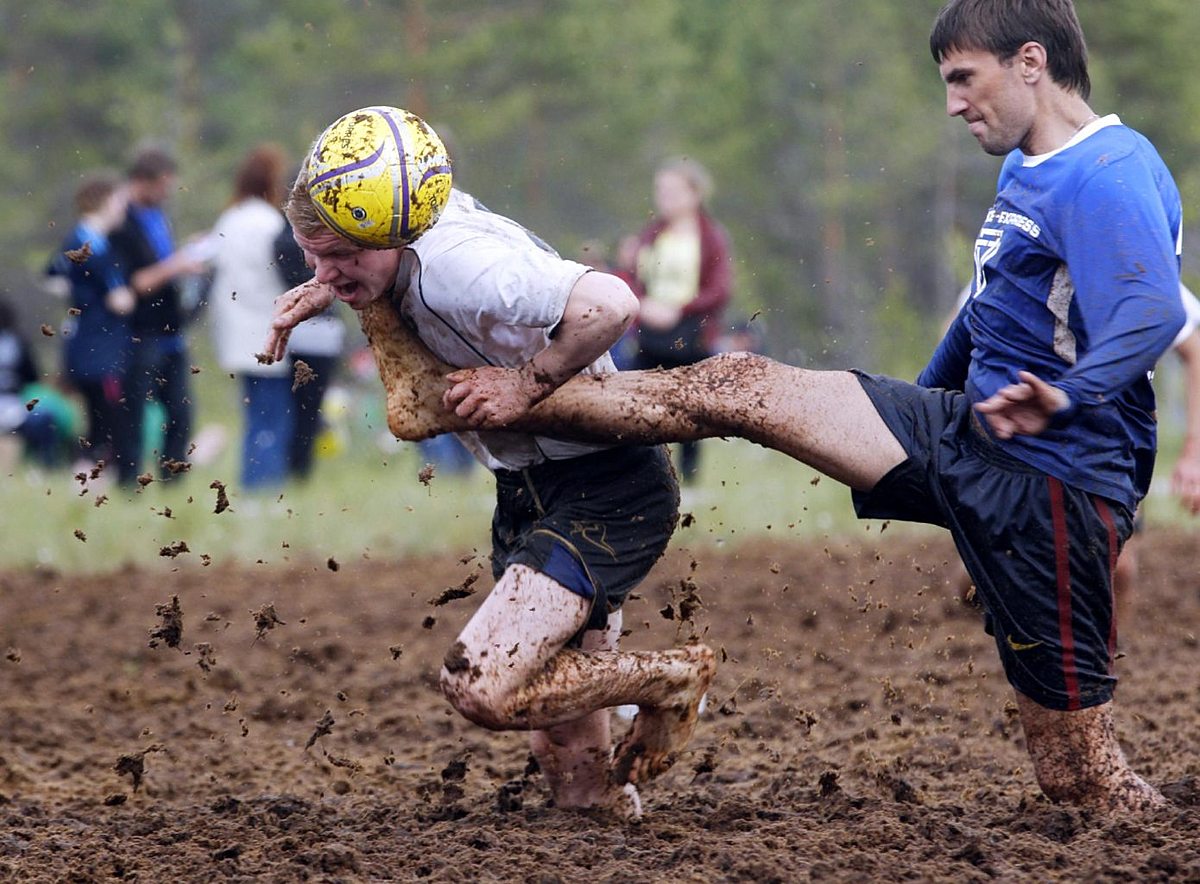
[251,603,285,642]
[148,596,184,649]
[292,359,316,392]
[428,572,479,607]
[305,710,335,750]
[64,242,93,264]
[113,744,163,792]
[210,480,230,514]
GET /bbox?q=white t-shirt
[208,198,288,376]
[398,189,615,471]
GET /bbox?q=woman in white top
[208,145,292,490]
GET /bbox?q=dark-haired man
[273,0,1184,812]
[110,146,205,482]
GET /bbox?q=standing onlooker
[273,215,345,481]
[631,158,732,484]
[208,145,295,491]
[56,173,138,484]
[110,145,206,480]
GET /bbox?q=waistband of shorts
[963,412,1047,475]
[492,445,655,485]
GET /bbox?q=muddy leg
[524,354,906,491]
[439,565,714,781]
[529,612,641,818]
[358,299,464,441]
[364,318,906,491]
[1015,692,1165,811]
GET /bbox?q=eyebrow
[942,66,972,84]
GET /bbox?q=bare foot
[568,781,643,821]
[612,645,716,786]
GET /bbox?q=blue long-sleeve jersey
[918,117,1185,511]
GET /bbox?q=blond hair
[657,157,714,204]
[283,160,332,239]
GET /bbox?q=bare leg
[362,309,907,492]
[358,299,464,441]
[1112,537,1137,638]
[529,612,641,817]
[1015,692,1165,811]
[439,565,714,784]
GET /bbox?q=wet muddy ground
[1,529,1197,882]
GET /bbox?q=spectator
[207,144,297,490]
[110,145,206,480]
[48,172,140,484]
[0,298,59,468]
[273,214,346,481]
[631,158,732,484]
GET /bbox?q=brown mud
[0,530,1197,881]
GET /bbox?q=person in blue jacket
[53,173,139,485]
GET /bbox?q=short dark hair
[74,172,121,215]
[930,0,1090,100]
[127,145,178,181]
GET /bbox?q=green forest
[5,0,1200,373]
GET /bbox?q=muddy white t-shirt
[397,188,615,471]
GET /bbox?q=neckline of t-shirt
[1021,113,1122,168]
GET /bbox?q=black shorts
[850,372,1132,711]
[491,445,679,635]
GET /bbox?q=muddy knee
[439,640,512,729]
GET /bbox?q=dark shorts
[492,445,679,636]
[850,372,1132,711]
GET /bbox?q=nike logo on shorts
[1006,634,1044,652]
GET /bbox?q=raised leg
[1015,692,1165,811]
[362,306,907,492]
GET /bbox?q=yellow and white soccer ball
[306,106,453,249]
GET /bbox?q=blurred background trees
[5,0,1199,373]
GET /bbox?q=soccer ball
[306,106,453,249]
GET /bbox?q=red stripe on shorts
[1048,477,1080,711]
[1093,496,1119,669]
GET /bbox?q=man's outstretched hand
[264,280,335,363]
[975,370,1070,439]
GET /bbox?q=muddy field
[1,529,1198,882]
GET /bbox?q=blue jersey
[919,117,1185,511]
[55,223,133,380]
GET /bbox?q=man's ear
[1017,41,1048,84]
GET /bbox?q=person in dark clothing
[0,299,59,467]
[52,173,139,483]
[273,218,344,480]
[109,146,205,479]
